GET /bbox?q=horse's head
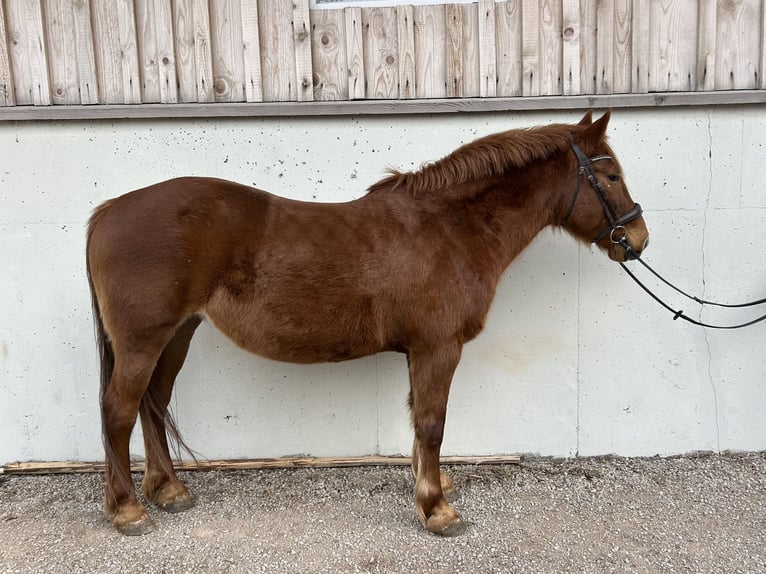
[560,110,649,262]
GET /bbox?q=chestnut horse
[86,110,649,536]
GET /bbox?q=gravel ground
[1,453,764,574]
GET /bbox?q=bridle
[562,141,766,329]
[560,140,643,252]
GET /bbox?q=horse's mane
[367,123,578,198]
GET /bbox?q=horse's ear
[582,109,612,142]
[577,110,593,126]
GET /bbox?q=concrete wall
[2,106,765,465]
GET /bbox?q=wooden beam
[0,90,764,121]
[2,455,522,475]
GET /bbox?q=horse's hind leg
[139,315,202,513]
[407,342,466,536]
[102,345,168,535]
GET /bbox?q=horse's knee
[415,415,445,448]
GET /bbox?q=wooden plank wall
[0,0,764,107]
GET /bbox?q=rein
[617,241,766,330]
[564,139,766,330]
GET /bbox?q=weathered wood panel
[240,0,262,102]
[0,0,765,109]
[539,0,562,95]
[649,0,698,92]
[344,7,365,100]
[362,8,398,99]
[293,0,313,102]
[0,0,15,105]
[414,4,446,98]
[210,0,245,102]
[495,0,522,97]
[397,5,416,99]
[91,0,141,104]
[715,0,761,90]
[446,3,465,97]
[562,0,580,95]
[5,0,50,105]
[311,8,347,101]
[478,0,496,97]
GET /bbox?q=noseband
[560,141,643,247]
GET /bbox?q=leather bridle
[560,140,643,251]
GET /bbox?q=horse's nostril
[642,236,650,251]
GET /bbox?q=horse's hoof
[158,492,194,513]
[114,513,156,536]
[432,517,467,537]
[442,485,459,503]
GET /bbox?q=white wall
[1,106,765,464]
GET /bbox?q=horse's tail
[86,203,128,510]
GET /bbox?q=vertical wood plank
[579,0,596,94]
[397,4,415,99]
[44,0,80,104]
[0,0,15,105]
[293,0,313,101]
[495,0,522,97]
[521,0,540,96]
[91,0,122,103]
[5,0,51,105]
[259,0,296,101]
[697,0,716,90]
[414,4,446,98]
[462,3,480,97]
[715,0,760,90]
[762,0,766,89]
[649,0,697,92]
[154,0,177,103]
[210,0,245,102]
[135,0,161,102]
[192,0,214,101]
[173,0,196,102]
[117,0,141,103]
[562,0,580,95]
[344,7,365,99]
[478,0,496,97]
[241,0,263,101]
[595,0,614,94]
[72,0,98,104]
[362,7,398,99]
[613,0,631,93]
[539,0,562,95]
[311,8,348,100]
[631,0,650,93]
[446,3,464,97]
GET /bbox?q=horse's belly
[202,295,384,364]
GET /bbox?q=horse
[86,110,649,537]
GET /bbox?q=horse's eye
[607,174,620,183]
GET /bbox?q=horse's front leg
[407,342,466,536]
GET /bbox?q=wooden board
[596,0,614,94]
[696,0,716,91]
[293,0,313,102]
[561,0,580,95]
[5,0,50,105]
[311,8,348,101]
[649,0,698,92]
[631,0,650,93]
[715,0,761,90]
[539,0,562,95]
[344,7,365,99]
[613,0,632,94]
[0,0,14,105]
[413,4,446,99]
[241,0,263,102]
[461,2,480,97]
[259,0,296,101]
[2,454,522,475]
[521,0,540,96]
[44,0,80,104]
[478,0,496,97]
[446,3,464,97]
[362,7,398,99]
[209,0,245,102]
[91,0,141,104]
[495,0,522,97]
[579,0,597,95]
[397,5,416,99]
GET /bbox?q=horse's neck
[461,168,562,271]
